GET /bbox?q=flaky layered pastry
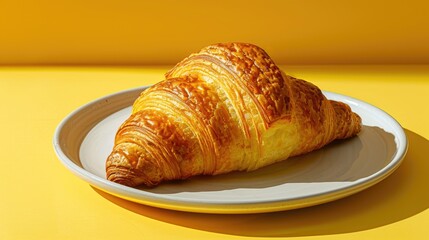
[106,43,361,187]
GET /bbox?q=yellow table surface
[1,65,428,239]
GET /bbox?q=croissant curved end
[106,151,152,187]
[331,100,362,139]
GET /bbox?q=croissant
[106,43,361,187]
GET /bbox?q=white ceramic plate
[53,86,408,214]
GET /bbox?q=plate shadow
[93,129,429,237]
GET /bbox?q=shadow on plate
[94,129,428,237]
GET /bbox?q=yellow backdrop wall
[1,0,428,65]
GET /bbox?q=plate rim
[53,86,408,214]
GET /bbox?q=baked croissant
[106,43,361,187]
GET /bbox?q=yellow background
[1,1,429,240]
[1,0,429,65]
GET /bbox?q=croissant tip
[106,158,141,187]
[107,172,153,188]
[108,177,135,187]
[106,164,160,188]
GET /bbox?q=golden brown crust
[166,42,291,125]
[106,42,362,187]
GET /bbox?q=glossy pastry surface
[106,43,362,187]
